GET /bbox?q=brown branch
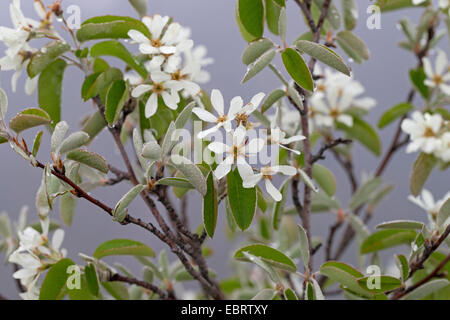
[109,273,173,300]
[392,252,450,300]
[311,138,353,164]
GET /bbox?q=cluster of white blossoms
[8,219,66,300]
[401,112,449,162]
[194,89,305,202]
[409,189,450,227]
[308,66,376,131]
[0,0,60,95]
[127,14,213,118]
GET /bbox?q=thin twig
[392,252,450,300]
[110,273,173,300]
[311,138,353,164]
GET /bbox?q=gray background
[0,1,448,299]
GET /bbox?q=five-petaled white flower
[409,189,450,224]
[193,90,265,139]
[401,111,443,154]
[131,71,181,118]
[269,115,305,155]
[423,50,450,96]
[128,15,193,57]
[208,126,264,180]
[434,131,450,162]
[243,165,297,201]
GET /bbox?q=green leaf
[128,0,147,17]
[51,121,69,153]
[67,274,97,300]
[378,102,413,129]
[237,0,264,39]
[313,0,341,29]
[91,40,147,78]
[203,172,218,238]
[298,168,319,193]
[401,279,450,300]
[243,252,281,283]
[93,239,155,259]
[320,261,370,296]
[113,185,145,222]
[375,0,429,12]
[438,198,450,228]
[242,38,274,65]
[281,48,314,92]
[311,191,341,212]
[242,49,276,83]
[77,16,150,42]
[261,89,286,113]
[376,220,424,230]
[272,178,290,229]
[409,68,429,100]
[284,288,298,300]
[105,80,129,126]
[336,31,370,64]
[235,5,258,42]
[348,214,370,240]
[227,168,257,231]
[349,177,382,211]
[295,40,351,76]
[278,6,287,42]
[265,0,283,35]
[298,225,310,270]
[235,244,297,272]
[312,164,336,196]
[252,289,278,300]
[37,58,67,128]
[395,254,409,282]
[102,281,129,300]
[32,131,44,157]
[82,68,123,102]
[0,87,7,120]
[342,0,358,30]
[85,263,100,297]
[66,149,109,174]
[337,116,381,156]
[360,229,417,254]
[39,258,75,300]
[58,132,90,155]
[170,155,207,196]
[27,41,70,78]
[60,193,77,226]
[358,275,402,293]
[9,108,51,133]
[156,177,194,189]
[82,111,107,142]
[410,152,437,197]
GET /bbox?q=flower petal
[211,89,224,115]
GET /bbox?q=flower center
[329,108,340,119]
[217,115,227,123]
[235,113,249,126]
[317,84,326,92]
[261,166,274,179]
[153,83,165,94]
[432,75,443,85]
[171,70,187,81]
[424,127,436,138]
[151,38,162,48]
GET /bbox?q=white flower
[440,0,450,8]
[208,126,264,180]
[423,50,450,95]
[434,131,450,162]
[269,126,305,155]
[9,250,42,290]
[309,87,355,128]
[243,165,297,201]
[412,0,427,4]
[17,227,45,252]
[401,111,443,154]
[131,71,181,118]
[185,45,214,83]
[409,189,450,224]
[193,90,265,139]
[128,15,193,57]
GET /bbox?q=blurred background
[0,0,448,299]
